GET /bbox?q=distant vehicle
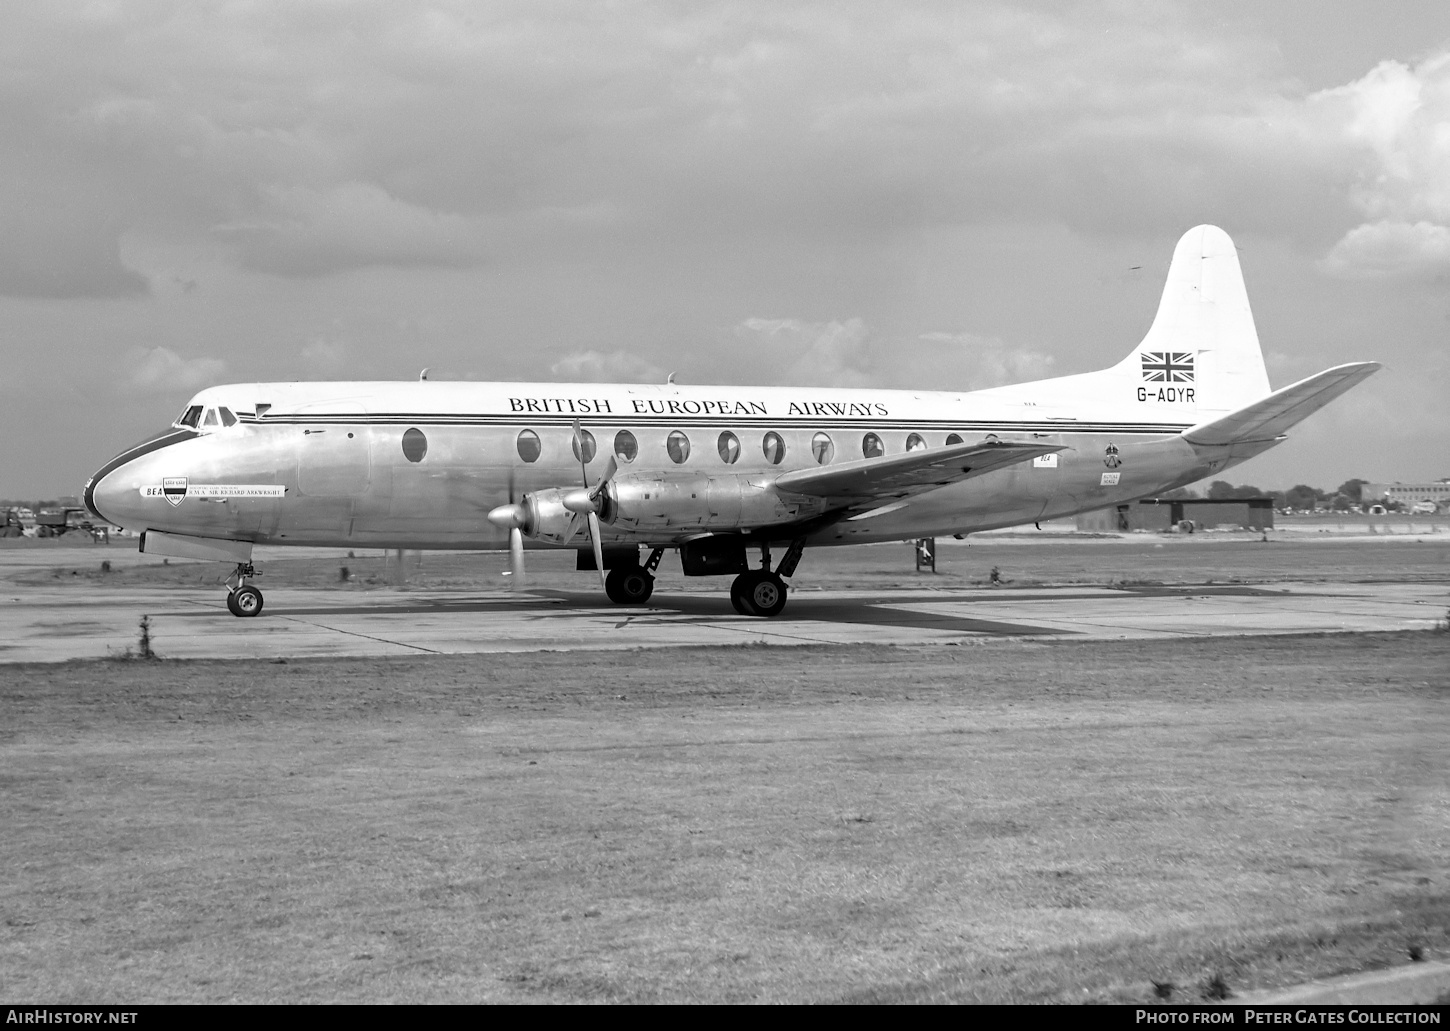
[1410,501,1438,515]
[0,509,25,538]
[34,507,109,542]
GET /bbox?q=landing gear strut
[604,548,663,605]
[730,539,804,618]
[225,562,264,618]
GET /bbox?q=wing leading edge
[774,439,1063,508]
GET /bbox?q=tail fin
[1111,224,1271,416]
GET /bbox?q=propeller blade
[588,511,607,591]
[561,511,585,545]
[591,454,618,501]
[572,418,590,488]
[508,526,525,589]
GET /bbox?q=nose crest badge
[162,477,188,507]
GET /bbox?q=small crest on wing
[1141,351,1194,383]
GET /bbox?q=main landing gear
[730,539,805,618]
[604,548,663,605]
[225,562,263,618]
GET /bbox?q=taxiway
[2,578,1443,662]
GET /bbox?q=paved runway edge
[1,581,1444,663]
[1232,960,1450,1005]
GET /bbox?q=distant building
[1362,482,1450,513]
[1077,497,1275,532]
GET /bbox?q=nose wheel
[225,562,264,617]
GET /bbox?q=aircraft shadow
[248,589,1077,636]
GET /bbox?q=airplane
[83,224,1379,619]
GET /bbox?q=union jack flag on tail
[1141,351,1194,383]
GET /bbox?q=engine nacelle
[516,488,579,545]
[603,474,825,532]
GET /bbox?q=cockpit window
[202,408,219,428]
[177,405,203,428]
[218,407,237,427]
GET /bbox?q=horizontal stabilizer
[775,440,1062,502]
[1181,362,1381,446]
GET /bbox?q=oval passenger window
[762,432,785,465]
[862,433,884,459]
[614,430,638,463]
[906,433,927,452]
[811,432,834,465]
[717,431,740,464]
[571,429,597,464]
[945,433,964,446]
[667,431,691,464]
[402,428,428,463]
[516,429,542,463]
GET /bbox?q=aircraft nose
[84,426,198,529]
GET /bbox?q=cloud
[217,182,487,277]
[123,347,228,393]
[914,332,1058,389]
[1308,55,1450,276]
[727,319,1056,391]
[0,203,147,298]
[298,336,350,375]
[550,349,666,383]
[734,318,874,388]
[1319,220,1450,277]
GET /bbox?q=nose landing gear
[225,562,264,617]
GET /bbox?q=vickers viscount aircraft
[85,225,1379,618]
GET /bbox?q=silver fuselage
[85,379,1264,552]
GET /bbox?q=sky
[2,0,1448,498]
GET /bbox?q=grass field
[1,634,1446,1003]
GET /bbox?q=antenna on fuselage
[419,368,430,381]
[666,372,677,385]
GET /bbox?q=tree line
[1159,479,1378,511]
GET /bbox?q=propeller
[487,467,527,590]
[565,420,616,591]
[485,424,619,594]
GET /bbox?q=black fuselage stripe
[84,428,199,520]
[240,415,1191,434]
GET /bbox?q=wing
[773,440,1063,509]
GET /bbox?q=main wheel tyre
[230,585,264,617]
[729,574,757,616]
[605,566,655,605]
[745,572,787,617]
